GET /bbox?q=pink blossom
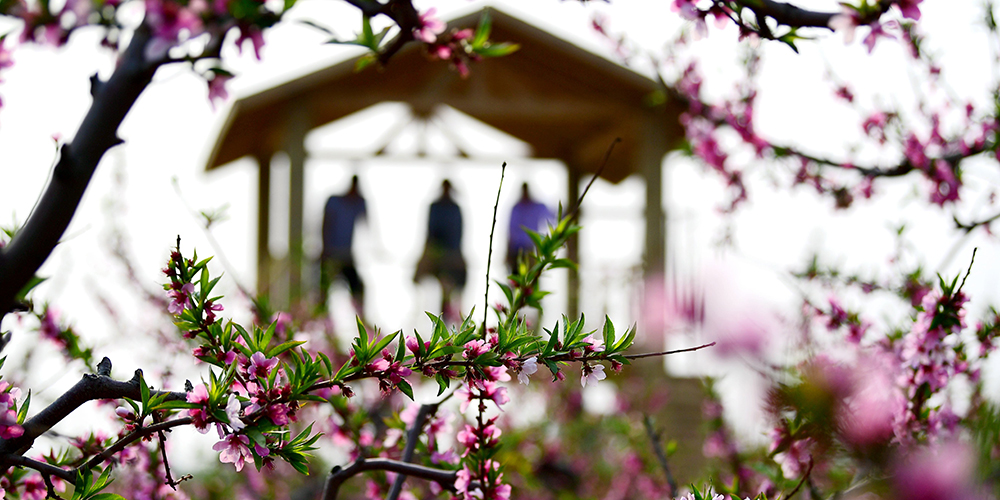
[413,8,446,44]
[266,403,290,426]
[247,352,278,379]
[204,299,224,324]
[236,25,265,60]
[828,7,860,44]
[167,283,194,315]
[186,384,211,432]
[671,0,701,21]
[862,20,897,54]
[213,433,252,471]
[518,357,537,385]
[207,74,231,110]
[581,363,606,387]
[894,0,923,20]
[481,365,510,383]
[225,395,244,431]
[463,339,489,359]
[894,441,980,500]
[582,334,605,353]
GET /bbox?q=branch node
[89,73,104,98]
[97,357,112,376]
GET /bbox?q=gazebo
[205,7,685,314]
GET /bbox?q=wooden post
[286,107,309,304]
[641,114,668,277]
[255,153,272,296]
[566,165,580,319]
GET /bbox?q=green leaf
[474,42,520,58]
[602,317,615,352]
[15,276,46,302]
[149,400,199,411]
[397,380,414,400]
[139,375,151,409]
[472,10,492,48]
[268,340,306,358]
[89,494,127,500]
[435,374,451,395]
[355,53,377,72]
[16,390,29,424]
[356,317,369,353]
[369,330,399,356]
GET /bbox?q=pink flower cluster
[0,382,23,440]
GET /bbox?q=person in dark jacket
[414,179,466,322]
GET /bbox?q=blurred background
[1,0,1000,496]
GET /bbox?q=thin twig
[81,418,193,471]
[42,471,66,500]
[483,162,507,336]
[567,139,620,221]
[387,403,439,499]
[642,415,677,496]
[153,411,178,489]
[622,342,716,360]
[785,456,814,499]
[322,457,464,500]
[957,247,978,294]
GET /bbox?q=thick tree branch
[0,454,74,482]
[746,0,840,30]
[0,22,161,318]
[322,457,460,500]
[0,357,186,469]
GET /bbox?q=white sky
[0,0,999,446]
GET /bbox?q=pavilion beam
[255,153,272,296]
[286,106,310,305]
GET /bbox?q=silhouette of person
[320,175,367,315]
[414,179,466,322]
[506,182,554,273]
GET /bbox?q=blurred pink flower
[413,8,446,43]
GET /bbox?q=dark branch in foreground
[0,23,161,318]
[0,357,186,475]
[322,457,462,500]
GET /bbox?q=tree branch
[0,357,186,470]
[322,457,460,500]
[745,0,840,30]
[0,454,74,482]
[387,403,438,500]
[0,22,161,318]
[80,417,192,472]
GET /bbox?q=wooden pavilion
[204,7,685,314]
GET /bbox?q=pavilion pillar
[566,165,580,319]
[285,106,309,304]
[641,113,668,277]
[255,153,272,296]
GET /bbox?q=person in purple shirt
[506,182,554,273]
[414,179,467,322]
[320,175,367,315]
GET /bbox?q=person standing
[506,182,554,273]
[320,175,367,315]
[414,179,467,323]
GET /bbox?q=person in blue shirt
[320,175,367,315]
[506,182,554,273]
[414,179,466,322]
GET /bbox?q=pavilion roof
[205,7,683,183]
